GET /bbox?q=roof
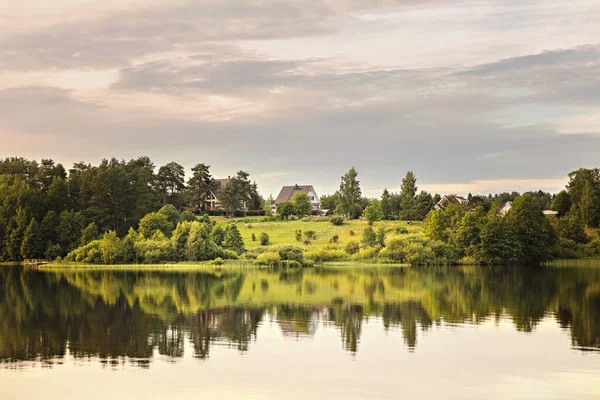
[213,178,230,195]
[436,194,470,210]
[274,185,315,204]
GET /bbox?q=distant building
[435,195,470,211]
[498,201,512,216]
[272,185,321,213]
[543,210,559,216]
[205,178,231,211]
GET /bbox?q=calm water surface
[1,265,600,399]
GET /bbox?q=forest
[0,156,599,264]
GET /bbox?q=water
[1,265,600,399]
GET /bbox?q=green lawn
[214,217,423,251]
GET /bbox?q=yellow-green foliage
[304,247,347,262]
[352,246,381,260]
[256,252,281,266]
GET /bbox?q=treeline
[0,157,263,261]
[64,206,245,264]
[316,168,558,222]
[421,168,600,263]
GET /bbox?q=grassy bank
[215,217,422,251]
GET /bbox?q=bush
[362,226,377,247]
[304,247,347,262]
[278,245,304,263]
[223,224,245,254]
[134,236,176,264]
[352,246,381,260]
[179,211,197,223]
[210,257,224,266]
[256,252,281,266]
[303,239,312,245]
[459,256,480,265]
[139,212,174,239]
[344,240,360,255]
[304,230,316,240]
[252,233,256,241]
[221,249,239,260]
[211,226,225,246]
[330,235,339,244]
[186,223,222,261]
[295,230,302,241]
[280,260,303,268]
[331,216,344,226]
[350,230,355,236]
[396,226,409,234]
[260,232,270,246]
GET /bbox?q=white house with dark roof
[435,195,470,211]
[272,184,321,213]
[205,178,231,211]
[498,201,512,216]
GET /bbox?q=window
[310,196,314,201]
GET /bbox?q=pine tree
[21,218,44,259]
[80,222,100,246]
[223,224,245,254]
[7,207,28,261]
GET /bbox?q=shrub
[186,223,222,261]
[134,235,176,264]
[304,230,316,240]
[295,230,302,241]
[280,260,303,268]
[179,211,197,222]
[210,257,224,266]
[221,249,239,260]
[303,239,312,245]
[350,230,355,236]
[260,232,270,246]
[139,212,174,239]
[362,226,377,247]
[396,226,409,234]
[459,255,480,265]
[304,247,347,262]
[330,216,344,226]
[172,221,193,261]
[252,233,256,241]
[278,245,304,263]
[344,240,360,255]
[247,224,253,229]
[352,246,381,260]
[376,227,385,247]
[330,235,339,244]
[256,252,281,266]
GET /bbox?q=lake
[1,264,600,399]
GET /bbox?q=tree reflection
[0,264,599,367]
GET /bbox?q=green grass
[216,218,423,251]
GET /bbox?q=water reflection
[1,265,599,368]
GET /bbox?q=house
[205,178,231,211]
[498,201,512,216]
[435,195,470,211]
[543,210,558,216]
[272,184,321,213]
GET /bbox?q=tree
[218,171,253,215]
[277,202,295,219]
[399,171,418,220]
[362,226,377,247]
[557,210,588,244]
[260,232,270,246]
[223,224,244,254]
[566,168,600,227]
[138,212,174,239]
[185,222,220,261]
[46,176,69,213]
[6,207,28,261]
[187,163,216,210]
[158,204,180,227]
[80,222,100,246]
[321,193,340,211]
[179,211,197,222]
[338,168,361,218]
[211,225,225,246]
[381,189,393,220]
[414,191,434,220]
[505,194,557,264]
[21,218,44,259]
[362,201,383,225]
[57,211,85,255]
[157,162,186,206]
[552,190,572,217]
[293,193,312,217]
[40,210,59,251]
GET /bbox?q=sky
[1,0,599,198]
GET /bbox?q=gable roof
[436,195,470,210]
[274,185,315,204]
